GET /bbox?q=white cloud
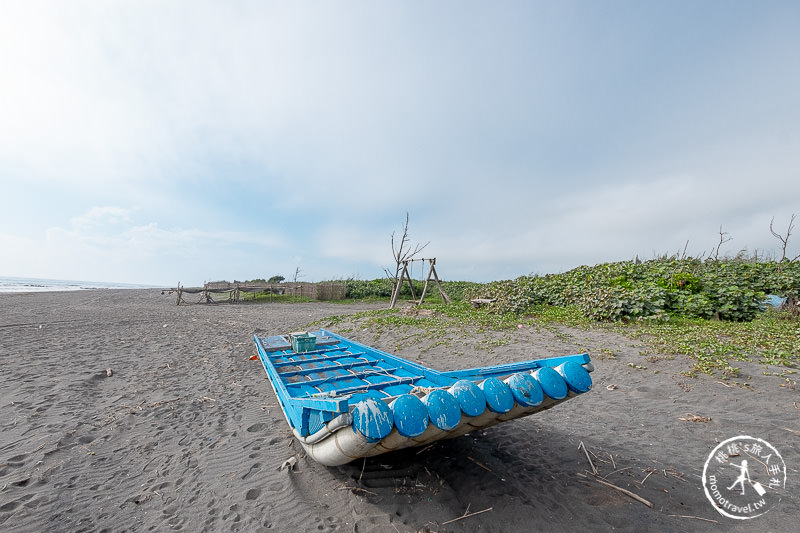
[69,206,134,230]
[1,2,798,284]
[0,205,287,285]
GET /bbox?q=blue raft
[254,329,593,466]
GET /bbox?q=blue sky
[1,1,798,286]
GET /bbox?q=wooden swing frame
[389,258,452,309]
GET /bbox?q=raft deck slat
[286,366,400,388]
[271,351,367,367]
[277,359,378,378]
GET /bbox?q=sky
[1,1,799,287]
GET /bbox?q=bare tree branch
[680,240,689,260]
[712,226,732,260]
[390,213,429,289]
[770,214,796,262]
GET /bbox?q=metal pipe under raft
[254,329,593,466]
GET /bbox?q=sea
[0,276,158,293]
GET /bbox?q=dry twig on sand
[578,441,597,475]
[594,478,654,508]
[601,467,632,480]
[667,514,720,524]
[577,473,654,508]
[415,443,437,455]
[467,456,492,472]
[781,426,800,437]
[641,468,657,485]
[334,483,378,497]
[665,468,687,482]
[442,505,493,525]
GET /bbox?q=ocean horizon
[0,276,160,293]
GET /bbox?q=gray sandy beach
[1,290,797,532]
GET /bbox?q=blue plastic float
[254,329,593,466]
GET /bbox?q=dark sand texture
[1,290,797,532]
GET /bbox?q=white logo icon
[702,435,786,519]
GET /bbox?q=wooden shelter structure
[174,281,346,305]
[389,258,451,309]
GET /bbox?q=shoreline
[0,276,165,294]
[1,289,797,531]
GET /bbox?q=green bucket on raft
[290,332,316,353]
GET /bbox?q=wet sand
[1,290,797,532]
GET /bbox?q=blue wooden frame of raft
[254,328,591,438]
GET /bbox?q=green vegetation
[257,257,799,381]
[619,308,800,378]
[242,275,284,284]
[242,292,311,303]
[316,297,798,380]
[314,257,800,380]
[454,257,799,379]
[339,278,482,303]
[342,278,394,300]
[474,257,799,322]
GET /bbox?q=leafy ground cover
[623,309,799,379]
[314,300,799,383]
[314,258,799,381]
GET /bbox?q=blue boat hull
[254,329,593,465]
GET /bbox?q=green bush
[344,278,395,299]
[440,281,484,302]
[476,258,800,322]
[341,278,481,302]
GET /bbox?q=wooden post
[389,261,410,308]
[430,260,452,304]
[417,258,450,306]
